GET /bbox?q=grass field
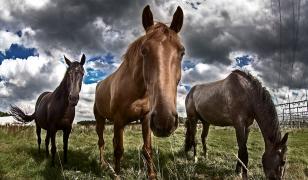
[0,124,307,180]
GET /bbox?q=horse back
[188,74,253,126]
[35,92,51,110]
[34,91,52,129]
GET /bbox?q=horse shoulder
[129,97,150,118]
[95,77,113,113]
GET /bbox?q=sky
[0,0,307,120]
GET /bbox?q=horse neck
[253,95,281,150]
[54,72,70,101]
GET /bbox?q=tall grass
[0,124,307,179]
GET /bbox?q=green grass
[0,125,307,179]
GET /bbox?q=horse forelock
[123,22,180,64]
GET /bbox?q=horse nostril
[150,111,157,121]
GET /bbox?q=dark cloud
[1,0,308,118]
[1,0,149,56]
[182,0,308,89]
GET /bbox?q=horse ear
[80,54,86,66]
[64,55,71,66]
[170,6,184,33]
[142,5,154,31]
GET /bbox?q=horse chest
[129,98,150,119]
[61,107,74,125]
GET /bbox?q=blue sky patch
[183,84,191,91]
[235,55,253,68]
[16,30,22,37]
[0,44,38,65]
[88,53,115,64]
[182,60,196,71]
[84,68,107,84]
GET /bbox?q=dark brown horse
[10,54,86,165]
[184,70,288,180]
[94,5,184,178]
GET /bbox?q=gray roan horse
[184,70,288,180]
[94,5,184,178]
[10,54,86,165]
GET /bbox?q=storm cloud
[1,0,308,118]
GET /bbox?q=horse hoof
[113,174,121,180]
[235,167,241,174]
[148,173,157,180]
[100,160,108,169]
[242,174,248,180]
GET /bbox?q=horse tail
[10,105,35,123]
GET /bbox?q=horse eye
[181,51,185,57]
[281,160,286,166]
[141,46,148,56]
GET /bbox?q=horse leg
[201,121,210,157]
[141,117,156,179]
[94,108,106,167]
[45,130,50,156]
[50,131,57,166]
[113,124,124,175]
[36,125,41,153]
[184,116,198,157]
[63,127,71,163]
[191,118,198,158]
[235,126,249,180]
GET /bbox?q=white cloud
[0,1,14,21]
[0,55,65,112]
[24,0,50,9]
[0,31,20,52]
[75,83,96,121]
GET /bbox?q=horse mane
[123,23,179,64]
[232,70,281,145]
[54,69,69,98]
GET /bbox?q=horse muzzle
[150,111,178,137]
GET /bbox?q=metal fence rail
[276,99,308,128]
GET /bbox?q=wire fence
[276,100,308,128]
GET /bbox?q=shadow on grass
[20,145,236,179]
[162,150,235,179]
[22,146,103,180]
[304,167,308,177]
[114,147,236,179]
[0,165,5,179]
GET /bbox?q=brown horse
[184,70,288,180]
[94,5,184,178]
[10,54,86,165]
